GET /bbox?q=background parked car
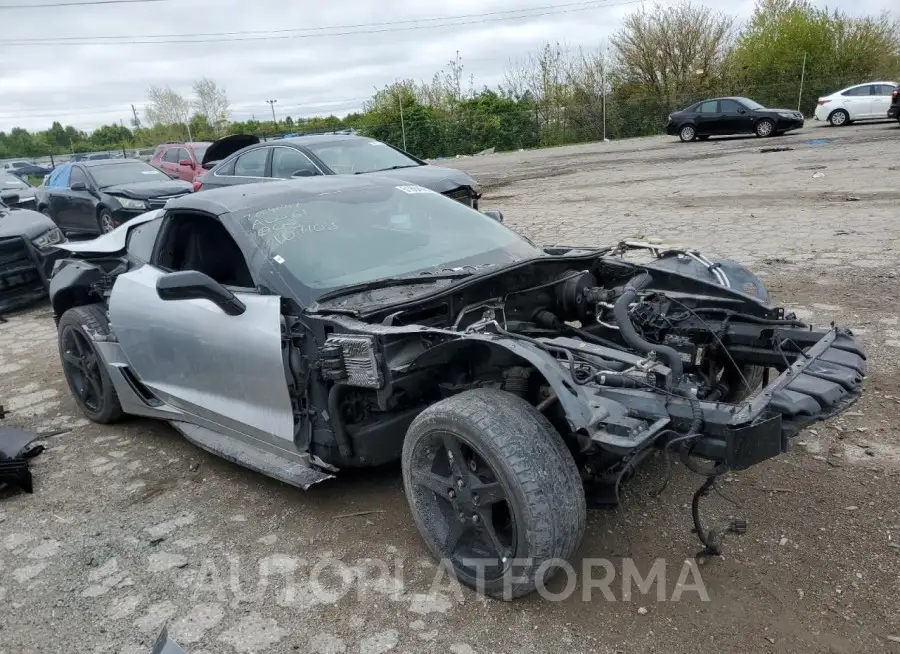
[151,141,212,182]
[4,161,53,177]
[665,97,804,142]
[0,172,38,211]
[195,134,482,207]
[888,85,900,124]
[0,189,66,314]
[36,159,193,236]
[814,81,897,126]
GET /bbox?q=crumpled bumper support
[700,327,865,469]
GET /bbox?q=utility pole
[130,104,140,129]
[797,52,807,113]
[397,92,407,151]
[266,99,278,124]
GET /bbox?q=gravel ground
[1,121,899,654]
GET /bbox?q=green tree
[730,0,900,111]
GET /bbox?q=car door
[174,148,196,181]
[718,99,754,134]
[160,147,180,177]
[870,84,895,118]
[53,165,98,233]
[107,210,295,449]
[693,100,722,135]
[209,147,272,189]
[840,85,873,119]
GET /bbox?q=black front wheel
[402,388,585,599]
[755,119,775,137]
[58,304,123,424]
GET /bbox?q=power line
[0,0,168,8]
[0,1,633,46]
[3,0,601,40]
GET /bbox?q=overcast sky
[0,0,894,133]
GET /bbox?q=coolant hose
[613,273,684,380]
[327,383,354,460]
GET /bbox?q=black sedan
[665,97,805,142]
[195,134,482,208]
[36,159,193,236]
[4,161,53,177]
[0,190,66,314]
[0,172,38,211]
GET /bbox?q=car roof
[166,174,409,216]
[79,158,152,168]
[276,134,372,147]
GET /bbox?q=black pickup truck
[889,84,900,123]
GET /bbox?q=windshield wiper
[316,270,473,301]
[356,164,421,174]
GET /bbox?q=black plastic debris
[0,426,45,494]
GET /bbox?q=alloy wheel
[100,213,115,233]
[680,125,696,142]
[61,327,104,413]
[407,430,517,582]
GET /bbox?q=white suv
[814,82,898,126]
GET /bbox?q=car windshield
[737,98,765,110]
[0,173,29,189]
[302,139,423,174]
[90,162,171,188]
[233,184,540,295]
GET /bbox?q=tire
[98,208,115,234]
[678,124,696,142]
[697,135,710,141]
[828,109,849,127]
[720,364,765,403]
[402,388,586,600]
[755,119,775,137]
[57,304,124,424]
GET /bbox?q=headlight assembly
[118,197,148,210]
[32,227,65,248]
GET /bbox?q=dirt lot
[1,122,899,654]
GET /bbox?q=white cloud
[0,0,893,131]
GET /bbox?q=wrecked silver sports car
[48,176,865,599]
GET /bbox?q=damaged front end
[310,241,865,556]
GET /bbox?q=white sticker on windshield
[395,184,434,195]
[273,255,285,264]
[141,170,158,174]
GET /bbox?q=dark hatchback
[36,159,193,235]
[665,97,805,142]
[195,134,482,208]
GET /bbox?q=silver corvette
[48,175,865,599]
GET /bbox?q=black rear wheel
[58,304,123,423]
[402,388,585,599]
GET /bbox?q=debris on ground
[812,171,826,178]
[0,426,46,494]
[760,147,793,153]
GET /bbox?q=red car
[150,142,211,184]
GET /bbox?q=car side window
[270,147,318,178]
[698,101,718,113]
[48,166,70,188]
[126,217,164,263]
[233,148,269,177]
[875,84,894,95]
[162,148,179,163]
[719,100,743,113]
[841,86,868,96]
[215,158,236,176]
[176,148,190,163]
[68,166,88,188]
